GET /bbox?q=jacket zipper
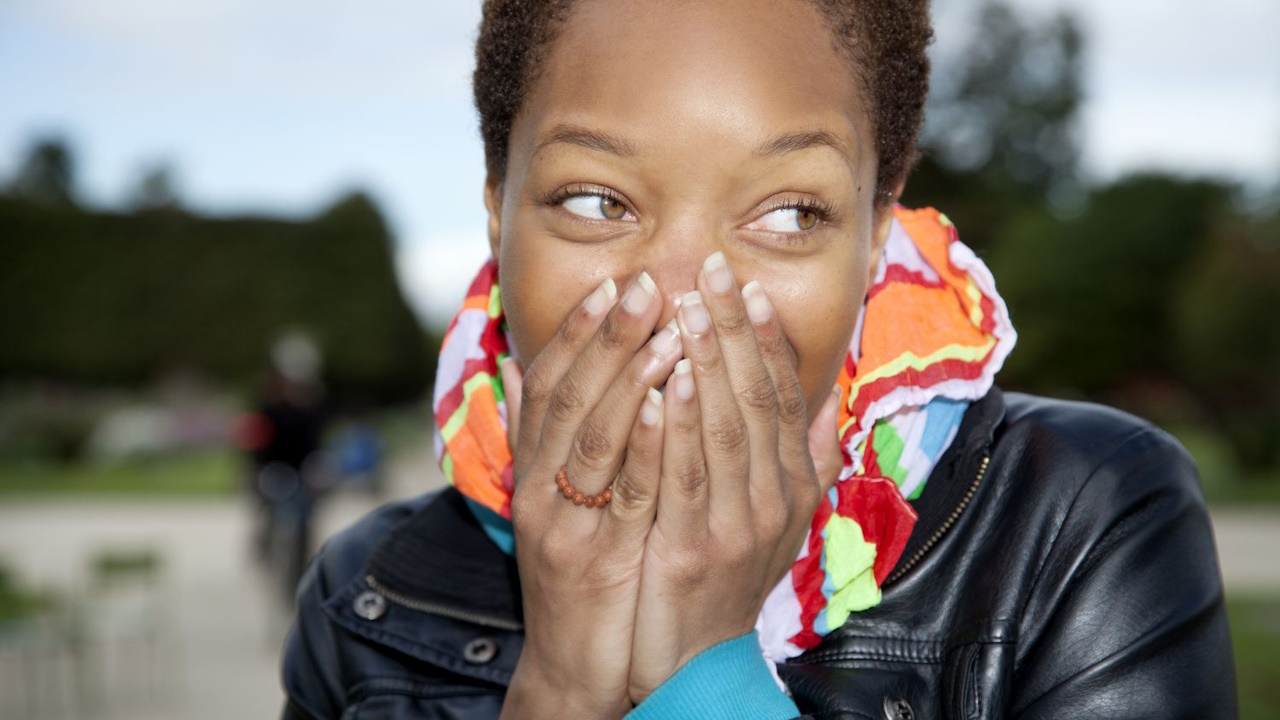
[883,454,990,586]
[365,574,525,631]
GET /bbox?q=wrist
[504,651,631,720]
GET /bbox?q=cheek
[501,247,582,366]
[769,248,868,420]
[498,217,614,365]
[775,287,860,419]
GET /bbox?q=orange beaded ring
[555,465,612,508]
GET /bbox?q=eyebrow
[534,124,637,158]
[755,130,850,160]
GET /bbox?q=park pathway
[1,452,1277,719]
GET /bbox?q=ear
[484,176,503,261]
[868,179,907,284]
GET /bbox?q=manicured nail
[584,277,618,316]
[640,387,663,426]
[649,319,681,357]
[622,271,656,316]
[673,359,695,401]
[742,281,772,324]
[680,291,710,334]
[703,252,733,295]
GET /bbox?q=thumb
[500,357,524,451]
[807,384,844,495]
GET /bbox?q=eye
[746,206,821,233]
[562,194,631,221]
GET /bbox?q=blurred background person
[233,333,330,612]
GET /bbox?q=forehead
[515,0,870,170]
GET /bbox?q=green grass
[0,449,239,498]
[1229,594,1280,719]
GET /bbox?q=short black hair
[473,0,932,209]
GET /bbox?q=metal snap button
[463,637,499,665]
[353,590,387,621]
[883,696,914,720]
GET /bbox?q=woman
[281,0,1236,717]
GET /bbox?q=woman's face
[488,0,893,421]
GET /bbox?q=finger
[697,252,777,427]
[564,319,683,495]
[677,290,751,521]
[600,387,664,545]
[808,384,844,497]
[500,357,523,452]
[514,277,617,473]
[657,359,710,542]
[742,280,810,473]
[697,252,781,502]
[538,272,663,478]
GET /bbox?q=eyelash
[760,198,836,223]
[542,184,629,213]
[542,184,836,244]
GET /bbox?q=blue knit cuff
[626,632,799,720]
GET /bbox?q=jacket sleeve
[1011,427,1237,719]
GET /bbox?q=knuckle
[707,417,750,456]
[536,525,574,566]
[573,420,613,467]
[664,546,709,586]
[547,376,587,424]
[673,462,708,497]
[776,378,808,422]
[714,307,750,336]
[693,350,723,376]
[673,410,700,436]
[520,366,553,406]
[597,315,628,352]
[755,505,788,540]
[791,476,820,513]
[720,535,758,567]
[509,490,537,529]
[738,372,777,415]
[559,307,592,345]
[610,472,652,513]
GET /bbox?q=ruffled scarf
[433,206,1015,663]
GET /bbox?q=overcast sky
[2,0,1277,328]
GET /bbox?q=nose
[643,222,720,327]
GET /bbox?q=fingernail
[703,252,733,295]
[742,281,772,324]
[640,387,663,426]
[680,291,710,334]
[831,383,843,406]
[673,359,695,401]
[622,271,656,316]
[584,277,618,316]
[649,319,681,357]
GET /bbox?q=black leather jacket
[281,390,1238,719]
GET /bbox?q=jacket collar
[365,484,523,628]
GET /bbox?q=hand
[627,253,843,703]
[499,273,684,720]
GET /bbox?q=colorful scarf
[433,206,1016,663]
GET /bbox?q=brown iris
[600,197,627,220]
[796,209,818,231]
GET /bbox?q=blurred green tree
[988,173,1231,396]
[7,137,78,207]
[0,188,431,405]
[1174,209,1280,470]
[129,163,182,211]
[906,1,1085,249]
